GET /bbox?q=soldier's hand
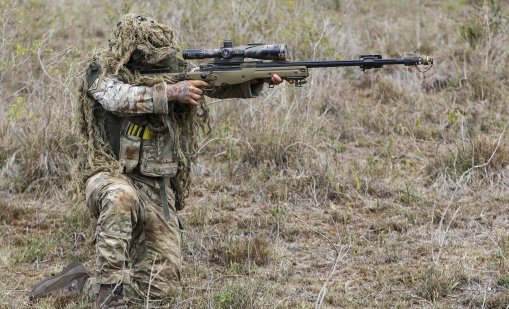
[270,74,283,85]
[167,80,209,106]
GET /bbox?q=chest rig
[92,104,179,179]
[86,62,179,179]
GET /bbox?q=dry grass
[1,0,509,308]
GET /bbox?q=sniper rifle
[136,40,433,87]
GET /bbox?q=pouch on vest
[119,120,143,173]
[119,135,141,173]
[139,132,178,177]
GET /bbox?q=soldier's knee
[86,172,140,216]
[102,183,139,213]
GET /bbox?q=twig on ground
[288,208,350,309]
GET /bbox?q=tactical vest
[86,63,178,178]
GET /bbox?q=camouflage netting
[73,13,209,209]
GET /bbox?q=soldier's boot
[28,260,90,301]
[95,284,127,309]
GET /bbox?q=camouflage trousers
[85,171,181,304]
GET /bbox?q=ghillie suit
[74,13,208,210]
[73,13,264,305]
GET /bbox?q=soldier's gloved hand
[167,80,209,106]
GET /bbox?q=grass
[418,265,463,302]
[427,134,509,182]
[1,0,509,308]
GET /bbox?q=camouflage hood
[97,14,187,79]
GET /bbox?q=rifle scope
[183,40,287,61]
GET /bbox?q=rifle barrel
[256,57,430,69]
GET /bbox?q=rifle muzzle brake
[419,56,433,65]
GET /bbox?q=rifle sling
[158,177,170,220]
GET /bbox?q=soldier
[74,14,282,308]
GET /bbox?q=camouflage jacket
[87,66,264,178]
